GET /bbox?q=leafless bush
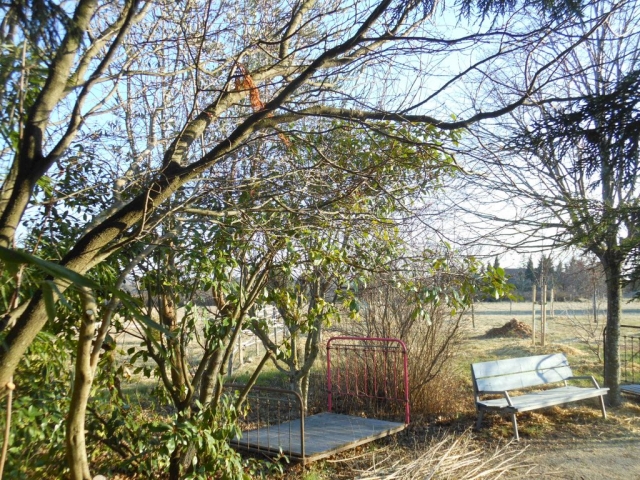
[555,304,605,362]
[349,278,468,416]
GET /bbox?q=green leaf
[349,299,359,313]
[0,246,99,290]
[50,282,71,309]
[36,176,54,196]
[0,246,172,337]
[41,281,56,321]
[166,436,176,452]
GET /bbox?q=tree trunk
[168,411,196,480]
[603,259,622,406]
[291,373,310,415]
[0,177,35,249]
[0,293,49,396]
[66,289,97,480]
[471,299,475,329]
[160,292,188,394]
[199,349,223,405]
[169,426,187,480]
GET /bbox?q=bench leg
[510,414,519,441]
[475,410,484,430]
[599,395,607,419]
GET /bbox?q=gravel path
[514,403,640,479]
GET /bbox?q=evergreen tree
[525,256,536,283]
[537,255,555,286]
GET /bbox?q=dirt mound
[485,318,533,339]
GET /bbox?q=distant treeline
[483,255,614,302]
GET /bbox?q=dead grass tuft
[476,401,640,441]
[410,366,474,417]
[353,431,534,479]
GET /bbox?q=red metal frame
[326,336,410,425]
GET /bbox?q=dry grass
[350,431,533,479]
[410,365,473,418]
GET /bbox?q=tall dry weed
[349,280,470,418]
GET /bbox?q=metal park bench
[471,353,609,440]
[227,336,410,464]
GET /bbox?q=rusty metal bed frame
[227,336,410,464]
[604,324,640,397]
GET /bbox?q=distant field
[470,300,640,324]
[460,300,640,374]
[469,300,640,338]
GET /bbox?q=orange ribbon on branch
[234,65,291,147]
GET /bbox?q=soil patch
[485,318,533,339]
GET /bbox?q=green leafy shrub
[1,332,72,479]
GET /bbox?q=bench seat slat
[475,366,573,392]
[476,385,610,412]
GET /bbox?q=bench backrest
[471,353,573,393]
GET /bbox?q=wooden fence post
[541,284,547,346]
[532,285,537,345]
[471,300,476,329]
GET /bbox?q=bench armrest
[568,375,602,389]
[477,390,515,407]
